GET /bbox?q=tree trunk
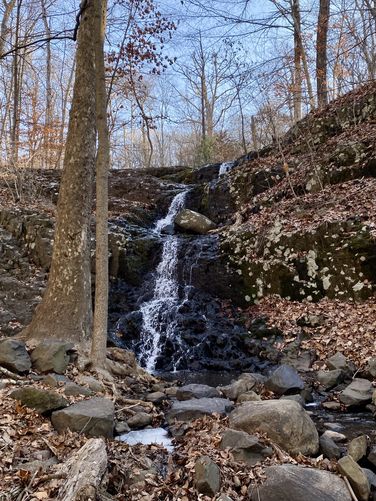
[22,0,97,343]
[316,0,330,108]
[41,0,53,168]
[91,0,109,368]
[291,0,302,122]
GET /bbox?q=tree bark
[91,0,109,368]
[291,0,302,122]
[316,0,330,108]
[22,0,97,343]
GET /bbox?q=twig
[343,476,359,501]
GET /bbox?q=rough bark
[316,0,330,108]
[91,0,109,368]
[22,0,97,343]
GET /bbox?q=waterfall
[138,190,188,372]
[218,161,235,177]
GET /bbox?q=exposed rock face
[167,397,233,423]
[0,339,31,373]
[31,340,74,374]
[175,209,216,234]
[10,387,68,414]
[51,398,114,438]
[229,400,319,456]
[339,378,373,406]
[264,365,304,395]
[249,464,352,501]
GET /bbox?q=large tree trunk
[91,0,109,368]
[291,0,302,122]
[22,0,97,343]
[316,0,330,108]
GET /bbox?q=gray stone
[115,421,130,434]
[320,434,342,460]
[249,464,352,501]
[195,456,220,496]
[368,445,376,467]
[237,391,261,403]
[229,399,319,456]
[281,394,305,406]
[175,209,216,234]
[63,382,92,397]
[373,389,376,406]
[10,387,68,414]
[337,455,370,501]
[217,496,233,501]
[76,375,105,393]
[326,352,355,374]
[165,386,177,397]
[322,430,347,443]
[219,376,257,400]
[167,397,233,423]
[339,378,373,407]
[348,435,368,462]
[127,412,153,429]
[145,391,166,404]
[265,365,304,396]
[220,428,272,465]
[322,401,342,411]
[0,339,31,373]
[317,369,344,390]
[51,397,114,438]
[367,358,376,378]
[31,340,74,374]
[176,384,221,401]
[363,468,376,489]
[43,373,70,387]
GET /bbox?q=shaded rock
[363,468,376,490]
[115,421,130,434]
[229,400,319,456]
[175,209,216,234]
[146,391,166,404]
[43,373,70,387]
[249,464,352,501]
[0,339,31,373]
[366,358,376,378]
[317,369,344,390]
[326,352,355,374]
[51,397,114,438]
[348,435,368,462]
[368,446,376,467]
[127,412,153,429]
[195,456,220,496]
[63,382,92,397]
[10,387,68,414]
[339,378,373,407]
[320,434,342,460]
[31,340,74,374]
[281,394,305,406]
[76,375,105,393]
[265,365,304,396]
[237,391,261,403]
[337,455,370,501]
[220,429,272,465]
[167,397,233,423]
[176,384,221,401]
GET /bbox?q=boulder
[229,400,319,456]
[281,394,305,406]
[31,340,74,374]
[175,209,216,234]
[43,373,70,387]
[127,412,153,429]
[51,397,114,438]
[145,391,166,404]
[322,430,347,443]
[337,455,370,501]
[319,434,342,460]
[348,435,368,462]
[10,387,68,414]
[339,378,373,407]
[76,375,105,393]
[317,369,344,390]
[167,397,233,423]
[220,429,272,465]
[249,464,352,501]
[265,365,304,396]
[326,352,355,374]
[238,391,261,403]
[363,468,376,490]
[176,384,221,401]
[219,375,257,400]
[63,382,92,397]
[0,339,31,373]
[366,358,376,378]
[368,446,376,467]
[195,456,220,496]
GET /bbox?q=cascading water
[138,190,188,372]
[218,161,235,177]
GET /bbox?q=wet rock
[127,412,153,429]
[146,391,166,404]
[220,429,272,465]
[176,384,221,400]
[167,397,233,423]
[229,400,319,456]
[30,340,74,374]
[317,369,344,390]
[337,455,370,501]
[237,391,261,403]
[51,397,114,438]
[348,435,368,462]
[76,375,105,393]
[175,209,216,234]
[326,352,355,374]
[339,378,373,407]
[63,382,92,397]
[320,434,342,460]
[265,365,304,396]
[0,339,31,373]
[10,387,68,414]
[195,456,220,496]
[249,464,352,501]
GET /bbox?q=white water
[139,190,188,372]
[218,161,235,177]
